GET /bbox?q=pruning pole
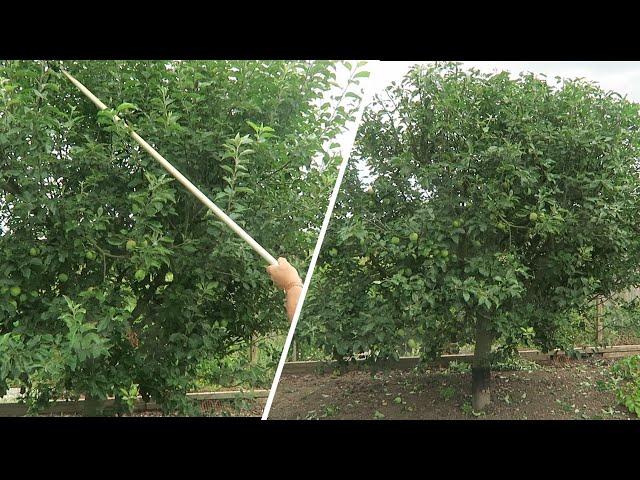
[60,68,278,266]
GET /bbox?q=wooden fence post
[249,334,259,365]
[596,297,604,346]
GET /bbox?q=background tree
[0,60,366,413]
[302,63,640,410]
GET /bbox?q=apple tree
[302,63,640,410]
[0,60,366,413]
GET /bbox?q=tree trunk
[472,314,493,411]
[83,393,100,417]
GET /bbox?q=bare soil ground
[269,358,637,420]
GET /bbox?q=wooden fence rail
[0,389,269,417]
[281,344,640,376]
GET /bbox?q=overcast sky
[368,61,640,103]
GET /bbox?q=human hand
[266,257,302,291]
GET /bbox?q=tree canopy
[0,60,366,413]
[302,62,640,409]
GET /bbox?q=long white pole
[261,60,378,419]
[60,68,278,266]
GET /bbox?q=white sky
[368,61,640,103]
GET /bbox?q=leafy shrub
[195,335,283,390]
[610,355,640,417]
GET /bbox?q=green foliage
[461,401,485,417]
[0,60,366,413]
[444,360,471,374]
[490,355,540,372]
[301,62,640,374]
[547,298,640,348]
[195,335,283,390]
[439,385,456,401]
[610,355,640,417]
[601,297,640,345]
[118,382,140,413]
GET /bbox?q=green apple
[29,247,39,257]
[409,232,419,242]
[58,273,69,283]
[85,251,97,261]
[453,220,462,228]
[328,248,338,257]
[10,286,21,297]
[529,212,538,222]
[440,249,449,258]
[126,239,137,251]
[134,269,146,281]
[391,236,400,245]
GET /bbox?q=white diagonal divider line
[261,61,379,419]
[60,68,278,266]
